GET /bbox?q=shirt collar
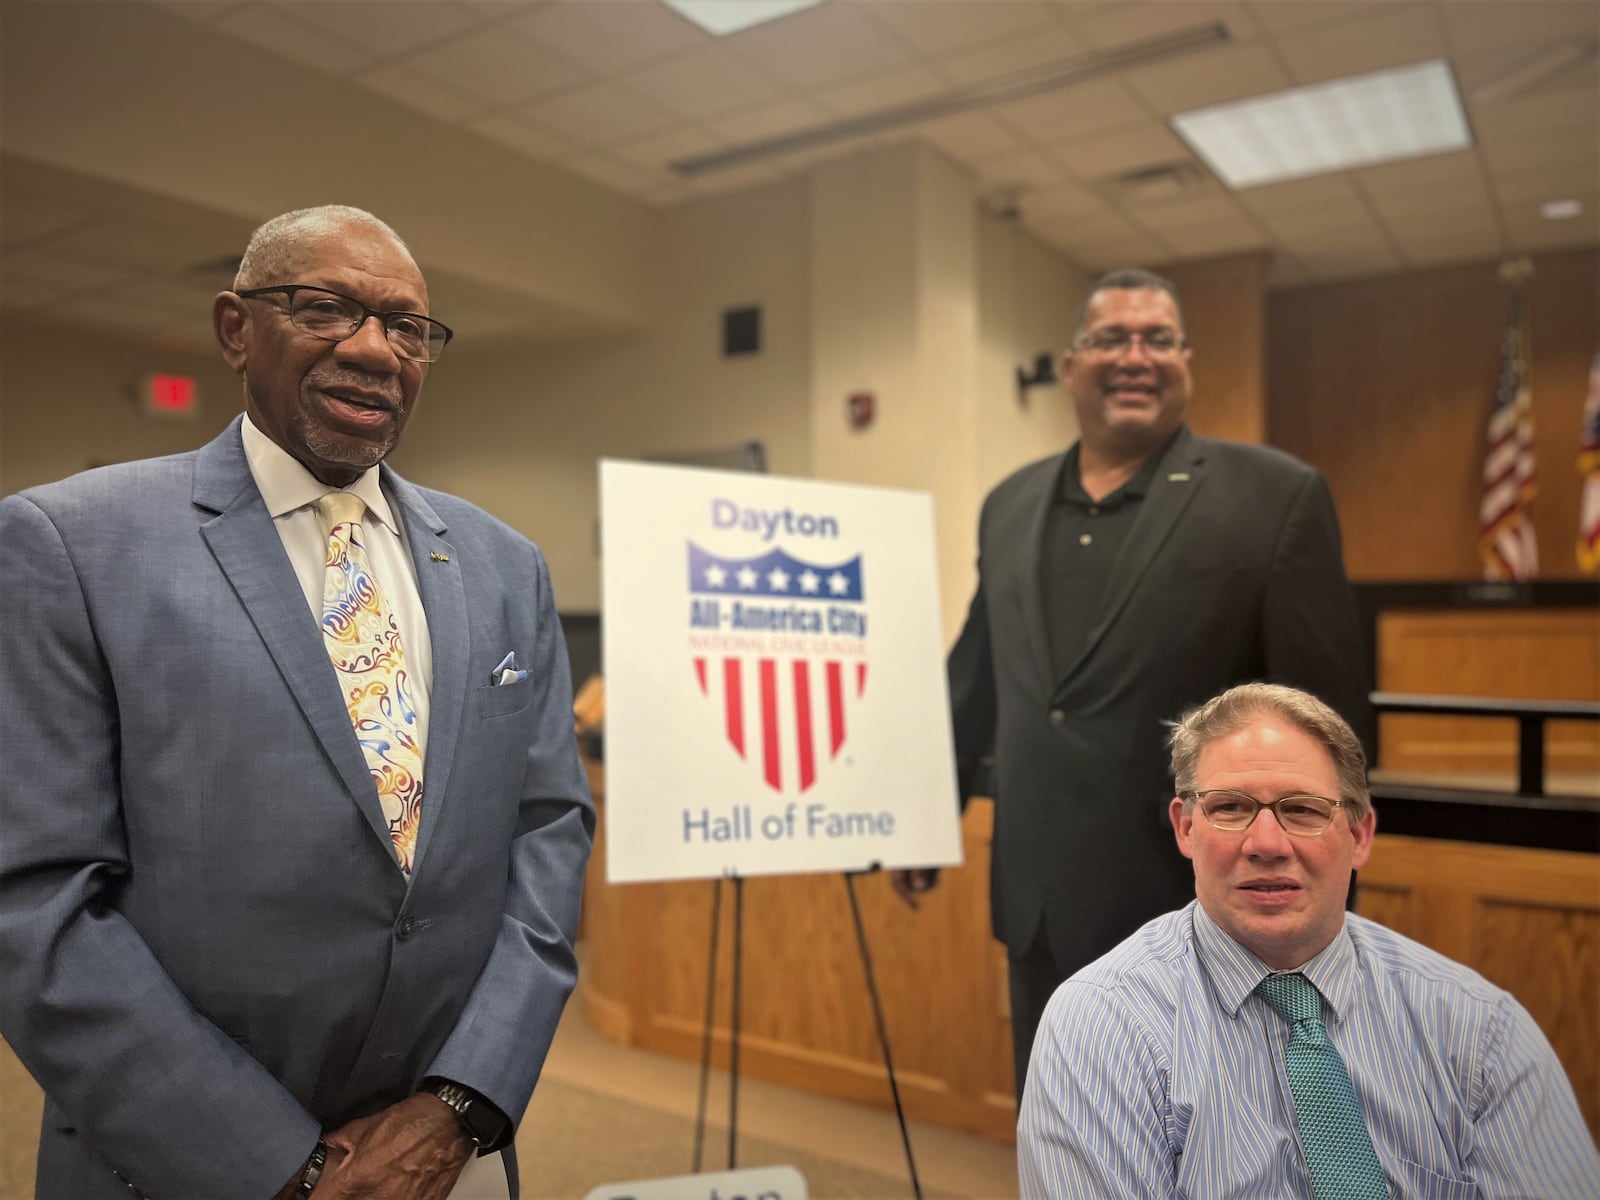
[240,413,399,535]
[1059,425,1185,505]
[1190,901,1358,1024]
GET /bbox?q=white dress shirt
[240,414,434,761]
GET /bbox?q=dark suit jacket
[948,427,1372,972]
[0,418,594,1200]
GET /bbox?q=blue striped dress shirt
[1018,902,1599,1198]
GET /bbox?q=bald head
[234,205,413,292]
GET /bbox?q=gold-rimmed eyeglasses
[236,285,453,363]
[1180,789,1355,837]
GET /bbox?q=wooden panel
[1374,608,1600,777]
[1162,252,1269,445]
[1268,248,1600,582]
[1357,834,1600,1137]
[582,777,1018,1143]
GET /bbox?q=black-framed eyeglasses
[235,285,453,363]
[1180,789,1355,837]
[1075,327,1188,358]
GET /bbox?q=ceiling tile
[1379,201,1499,241]
[102,276,227,318]
[812,63,950,118]
[1065,1,1261,50]
[1274,4,1447,85]
[522,81,676,147]
[1047,120,1192,182]
[1256,205,1388,244]
[278,1,481,61]
[974,149,1075,191]
[1246,2,1376,38]
[408,26,590,108]
[28,222,206,273]
[1500,213,1596,252]
[50,296,192,336]
[1441,1,1599,56]
[1020,180,1112,221]
[1469,73,1600,143]
[726,2,912,90]
[1132,193,1257,231]
[508,1,707,74]
[867,1,1060,58]
[612,124,726,172]
[626,44,785,120]
[1353,150,1487,211]
[147,1,248,24]
[1233,173,1366,219]
[1490,168,1598,209]
[686,162,787,200]
[1480,126,1600,176]
[466,113,580,161]
[935,23,1091,88]
[1159,220,1272,259]
[913,111,1027,164]
[991,79,1152,146]
[561,153,666,196]
[1125,40,1292,113]
[354,62,485,122]
[214,5,378,74]
[1399,231,1505,267]
[1028,211,1169,263]
[706,97,834,146]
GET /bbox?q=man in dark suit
[0,206,593,1199]
[893,268,1371,1097]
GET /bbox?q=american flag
[1579,351,1600,573]
[1478,294,1538,581]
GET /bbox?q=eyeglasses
[1181,789,1355,837]
[1075,327,1188,358]
[235,285,453,363]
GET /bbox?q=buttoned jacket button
[396,916,416,940]
[1049,709,1066,726]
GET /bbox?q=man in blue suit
[0,205,594,1199]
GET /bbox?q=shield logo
[687,542,867,793]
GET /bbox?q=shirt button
[1079,533,1092,546]
[1088,505,1100,515]
[1049,709,1066,726]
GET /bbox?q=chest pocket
[477,677,535,720]
[1386,1157,1477,1200]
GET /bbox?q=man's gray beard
[301,415,397,471]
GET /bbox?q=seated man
[1018,682,1599,1199]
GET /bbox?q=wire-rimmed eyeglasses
[1180,789,1356,837]
[1075,327,1188,358]
[236,285,453,363]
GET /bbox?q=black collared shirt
[1040,433,1176,678]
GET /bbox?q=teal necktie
[1256,972,1389,1199]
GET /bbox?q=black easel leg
[844,873,923,1200]
[727,874,745,1170]
[692,876,723,1173]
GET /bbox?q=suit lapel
[1060,429,1207,684]
[194,420,401,864]
[384,470,464,877]
[1015,458,1062,695]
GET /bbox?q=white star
[827,571,849,595]
[704,564,727,588]
[767,567,790,591]
[736,565,758,589]
[799,570,820,594]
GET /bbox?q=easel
[689,866,923,1199]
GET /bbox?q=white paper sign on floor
[601,460,962,884]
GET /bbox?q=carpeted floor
[517,1077,954,1200]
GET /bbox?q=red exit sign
[141,373,198,416]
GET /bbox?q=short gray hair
[1169,682,1371,820]
[1072,267,1185,338]
[234,205,410,290]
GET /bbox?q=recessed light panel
[1541,199,1583,220]
[1170,59,1472,189]
[663,0,823,37]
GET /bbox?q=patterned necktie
[316,491,423,876]
[1256,972,1389,1199]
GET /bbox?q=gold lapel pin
[1167,472,1191,482]
[430,552,450,562]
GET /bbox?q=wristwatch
[422,1078,507,1149]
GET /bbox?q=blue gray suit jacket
[0,417,595,1199]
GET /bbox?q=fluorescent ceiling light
[1170,59,1471,189]
[1541,198,1583,220]
[663,0,823,37]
